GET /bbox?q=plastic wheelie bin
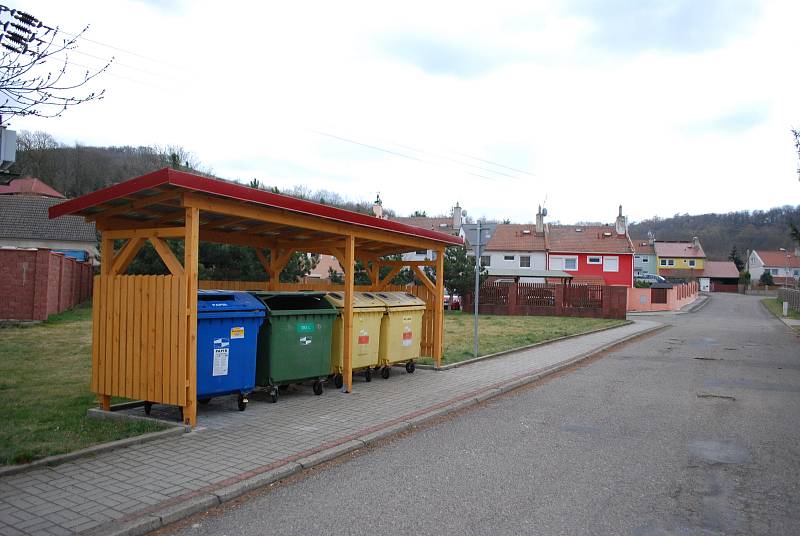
[373,291,426,378]
[324,291,385,386]
[250,292,337,403]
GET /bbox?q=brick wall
[0,248,93,321]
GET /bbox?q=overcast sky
[11,0,800,224]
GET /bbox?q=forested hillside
[629,206,800,260]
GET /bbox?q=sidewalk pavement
[0,320,661,536]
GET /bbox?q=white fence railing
[777,288,800,312]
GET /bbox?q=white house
[482,219,548,283]
[747,249,800,285]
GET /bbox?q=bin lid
[372,291,426,308]
[324,291,386,311]
[249,291,338,316]
[197,290,266,315]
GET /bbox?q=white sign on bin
[213,337,229,376]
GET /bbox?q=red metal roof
[49,168,463,246]
[702,261,740,279]
[754,250,800,268]
[0,176,64,198]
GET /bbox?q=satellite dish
[542,208,548,217]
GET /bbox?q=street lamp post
[779,248,789,290]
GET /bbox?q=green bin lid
[249,291,337,315]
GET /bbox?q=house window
[564,257,577,270]
[634,255,640,261]
[587,256,602,265]
[504,255,515,261]
[642,257,648,263]
[770,268,779,275]
[794,270,799,277]
[520,256,531,268]
[603,256,619,272]
[481,256,491,267]
[688,259,696,267]
[660,259,675,267]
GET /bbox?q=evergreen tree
[728,246,744,271]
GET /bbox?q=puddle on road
[688,440,750,465]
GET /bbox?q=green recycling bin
[250,292,337,403]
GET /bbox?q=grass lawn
[0,304,166,466]
[762,298,800,323]
[418,312,628,365]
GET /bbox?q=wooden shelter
[49,168,462,425]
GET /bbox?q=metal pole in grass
[473,219,481,358]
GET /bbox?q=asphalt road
[164,294,800,536]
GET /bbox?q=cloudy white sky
[10,0,800,224]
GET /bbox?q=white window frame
[688,259,696,267]
[550,255,578,272]
[603,256,619,272]
[660,258,675,267]
[504,255,515,261]
[587,256,602,265]
[519,256,531,268]
[481,255,491,267]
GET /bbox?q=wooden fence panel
[93,275,185,405]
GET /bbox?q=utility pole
[473,220,481,358]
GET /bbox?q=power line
[58,28,187,71]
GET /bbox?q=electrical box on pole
[0,127,17,171]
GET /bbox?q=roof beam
[86,190,181,222]
[181,193,443,251]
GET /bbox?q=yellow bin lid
[372,291,426,308]
[324,291,386,311]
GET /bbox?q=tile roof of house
[702,261,741,279]
[0,195,96,242]
[484,224,547,251]
[654,241,706,259]
[391,216,459,236]
[633,242,655,255]
[754,250,800,268]
[659,262,740,279]
[547,225,633,254]
[0,176,64,198]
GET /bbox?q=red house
[546,208,635,287]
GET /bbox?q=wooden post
[99,232,113,411]
[183,207,200,426]
[343,235,355,392]
[433,248,445,368]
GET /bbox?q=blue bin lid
[197,290,266,317]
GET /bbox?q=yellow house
[654,238,706,276]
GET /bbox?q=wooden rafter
[110,237,145,275]
[103,227,186,240]
[86,190,180,222]
[149,237,185,277]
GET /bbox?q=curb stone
[77,321,665,536]
[416,320,633,371]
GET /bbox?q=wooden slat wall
[92,275,186,405]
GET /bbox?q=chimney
[647,230,655,245]
[615,205,627,235]
[372,193,383,219]
[452,202,463,230]
[692,236,699,249]
[536,205,544,234]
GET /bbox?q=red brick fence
[0,248,93,321]
[462,282,628,319]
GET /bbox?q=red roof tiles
[754,250,800,268]
[654,241,706,259]
[484,224,547,251]
[0,176,64,198]
[548,225,633,254]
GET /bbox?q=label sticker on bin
[230,326,245,339]
[213,338,229,376]
[357,329,369,345]
[296,322,315,333]
[402,326,413,346]
[299,336,312,345]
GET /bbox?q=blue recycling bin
[196,290,266,411]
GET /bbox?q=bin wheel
[312,381,324,396]
[405,362,416,374]
[364,368,372,383]
[269,387,279,404]
[237,394,247,412]
[198,398,211,405]
[381,367,391,380]
[144,401,153,415]
[333,374,343,389]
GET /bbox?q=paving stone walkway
[0,320,659,536]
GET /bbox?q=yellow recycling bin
[324,291,385,386]
[373,291,426,379]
